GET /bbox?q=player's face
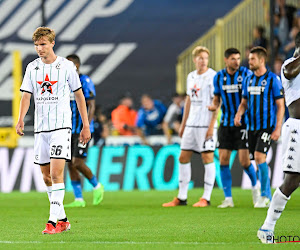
[225,53,240,72]
[248,53,262,71]
[34,36,54,59]
[193,52,209,72]
[141,97,154,110]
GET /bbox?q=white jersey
[186,68,216,127]
[281,57,300,107]
[20,56,82,133]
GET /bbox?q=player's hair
[250,46,267,61]
[32,27,55,42]
[224,48,240,58]
[192,46,210,57]
[295,32,300,48]
[66,54,81,65]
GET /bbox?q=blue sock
[71,180,83,199]
[258,162,270,197]
[220,165,232,197]
[89,175,98,188]
[244,163,257,187]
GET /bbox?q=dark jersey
[214,66,251,127]
[242,70,283,131]
[70,74,96,134]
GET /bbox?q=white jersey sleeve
[20,65,34,94]
[67,62,82,92]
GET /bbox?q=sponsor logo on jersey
[37,74,57,94]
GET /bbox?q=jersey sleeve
[213,73,220,96]
[242,76,249,99]
[210,74,215,98]
[68,64,82,92]
[82,75,96,100]
[20,65,33,94]
[186,74,191,96]
[272,75,284,99]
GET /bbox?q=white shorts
[282,118,300,173]
[180,126,217,153]
[34,128,71,165]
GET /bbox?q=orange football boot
[193,198,210,207]
[162,197,187,207]
[55,221,71,233]
[42,223,56,234]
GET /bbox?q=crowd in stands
[93,93,185,146]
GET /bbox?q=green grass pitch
[0,188,299,249]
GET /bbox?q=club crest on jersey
[261,80,267,86]
[237,76,243,82]
[37,74,58,94]
[191,84,200,97]
[56,63,61,69]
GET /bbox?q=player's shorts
[248,128,274,159]
[71,133,91,158]
[34,128,71,165]
[180,126,217,153]
[282,118,300,173]
[217,125,249,150]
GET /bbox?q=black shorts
[217,125,248,150]
[71,133,91,158]
[248,128,273,159]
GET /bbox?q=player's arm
[208,95,221,111]
[16,92,31,136]
[271,98,285,141]
[86,99,95,124]
[74,89,91,145]
[206,104,219,139]
[283,54,300,80]
[179,95,190,137]
[234,98,248,127]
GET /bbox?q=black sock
[59,217,68,222]
[48,220,56,227]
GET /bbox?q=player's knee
[42,174,51,186]
[254,152,265,164]
[179,155,189,164]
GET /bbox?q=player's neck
[40,52,57,64]
[197,67,208,75]
[254,66,267,77]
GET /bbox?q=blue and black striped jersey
[242,70,283,131]
[214,66,251,127]
[70,74,96,134]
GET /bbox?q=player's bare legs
[192,151,215,207]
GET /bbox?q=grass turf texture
[0,188,299,249]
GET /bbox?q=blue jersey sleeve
[242,76,249,99]
[213,73,220,95]
[136,109,146,128]
[272,75,284,99]
[80,75,96,100]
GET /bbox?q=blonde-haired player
[163,46,218,207]
[16,27,91,234]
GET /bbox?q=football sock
[49,183,65,223]
[89,176,98,188]
[46,186,52,202]
[244,163,257,187]
[71,180,83,199]
[177,162,191,200]
[202,162,216,201]
[261,188,289,231]
[258,162,270,197]
[220,165,232,197]
[48,220,56,227]
[59,217,68,222]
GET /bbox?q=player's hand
[178,124,185,138]
[205,128,213,139]
[234,114,242,127]
[16,120,24,136]
[271,127,281,141]
[207,104,217,112]
[79,126,91,146]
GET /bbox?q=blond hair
[32,27,55,42]
[192,46,210,57]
